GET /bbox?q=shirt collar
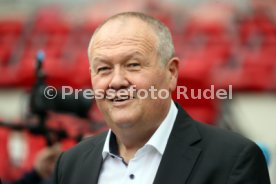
[102,130,112,159]
[145,100,178,154]
[102,100,178,159]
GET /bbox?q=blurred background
[0,0,275,183]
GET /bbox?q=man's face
[89,18,178,133]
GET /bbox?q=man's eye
[98,67,110,73]
[127,63,140,68]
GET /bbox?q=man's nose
[108,68,130,90]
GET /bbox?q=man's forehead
[91,20,156,50]
[93,17,155,42]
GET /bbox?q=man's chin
[109,114,139,129]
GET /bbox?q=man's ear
[167,57,179,92]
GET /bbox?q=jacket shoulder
[193,120,256,153]
[62,131,107,159]
[54,132,108,184]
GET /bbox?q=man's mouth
[105,87,136,103]
[109,96,134,102]
[113,96,128,102]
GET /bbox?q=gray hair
[87,12,175,64]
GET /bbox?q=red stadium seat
[0,20,23,36]
[0,46,12,66]
[173,61,219,124]
[33,8,70,35]
[0,128,11,181]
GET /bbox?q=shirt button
[129,174,135,179]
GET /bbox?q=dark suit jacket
[54,104,270,184]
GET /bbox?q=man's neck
[115,126,158,163]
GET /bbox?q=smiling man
[53,12,270,184]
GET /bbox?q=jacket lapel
[78,133,107,184]
[153,105,202,184]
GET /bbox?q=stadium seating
[0,5,276,182]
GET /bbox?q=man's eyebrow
[92,55,110,66]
